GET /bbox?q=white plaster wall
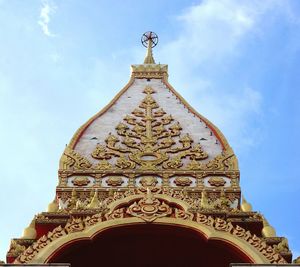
[74,78,222,164]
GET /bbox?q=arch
[30,217,266,264]
[48,222,254,266]
[15,193,285,265]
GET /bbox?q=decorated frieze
[14,190,287,265]
[204,176,231,188]
[170,176,196,187]
[101,176,128,187]
[67,176,95,187]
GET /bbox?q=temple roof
[7,32,293,266]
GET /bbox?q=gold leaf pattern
[90,86,208,171]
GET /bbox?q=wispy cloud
[38,0,56,37]
[157,0,295,150]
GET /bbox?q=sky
[0,0,300,262]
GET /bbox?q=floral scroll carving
[126,189,172,222]
[89,86,209,171]
[15,190,286,265]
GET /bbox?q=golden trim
[68,76,136,149]
[15,193,285,264]
[27,218,268,264]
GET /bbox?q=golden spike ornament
[262,215,277,237]
[241,195,252,212]
[22,219,37,239]
[47,198,59,212]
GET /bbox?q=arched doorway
[49,224,252,267]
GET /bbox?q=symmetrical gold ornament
[208,176,226,187]
[71,176,90,186]
[139,176,158,187]
[173,177,193,187]
[89,86,208,171]
[126,189,172,222]
[9,36,293,267]
[15,190,286,265]
[106,176,124,187]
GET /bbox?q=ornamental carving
[71,176,90,186]
[173,177,193,187]
[90,86,208,171]
[60,147,92,170]
[126,189,172,222]
[208,177,226,187]
[7,240,26,257]
[106,176,124,187]
[187,152,237,171]
[15,191,287,265]
[139,176,158,187]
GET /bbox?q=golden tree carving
[91,86,208,170]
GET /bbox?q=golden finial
[88,190,101,209]
[261,215,276,237]
[22,219,37,239]
[141,31,158,64]
[241,195,252,212]
[47,198,59,212]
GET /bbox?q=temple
[6,32,295,266]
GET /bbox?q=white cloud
[160,0,287,66]
[38,0,56,37]
[157,0,292,150]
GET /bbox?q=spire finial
[141,31,158,64]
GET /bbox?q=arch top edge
[26,218,270,265]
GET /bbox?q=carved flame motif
[91,86,208,170]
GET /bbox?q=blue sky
[0,0,300,262]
